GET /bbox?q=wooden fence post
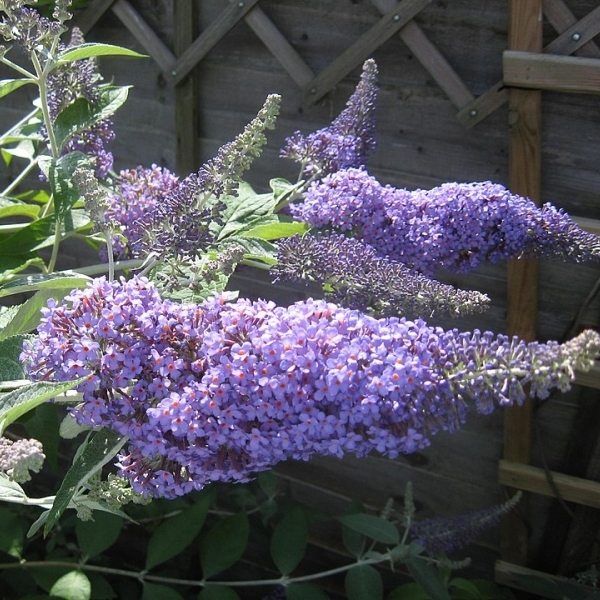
[501,0,543,566]
[174,1,199,176]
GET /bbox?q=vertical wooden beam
[174,1,199,176]
[502,0,543,566]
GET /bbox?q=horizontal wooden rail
[499,459,600,509]
[503,50,600,94]
[495,560,568,593]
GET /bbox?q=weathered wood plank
[111,0,175,73]
[499,459,600,509]
[456,81,509,128]
[371,0,473,109]
[244,6,315,88]
[302,0,432,105]
[543,2,600,57]
[72,0,116,35]
[170,0,261,86]
[504,51,600,94]
[495,560,566,592]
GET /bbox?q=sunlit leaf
[49,570,91,600]
[0,78,35,99]
[44,429,126,536]
[57,43,146,63]
[0,378,86,436]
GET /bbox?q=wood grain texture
[504,51,600,94]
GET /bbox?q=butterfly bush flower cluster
[289,168,600,276]
[21,276,600,499]
[281,59,377,177]
[273,232,490,318]
[0,437,45,483]
[101,164,179,260]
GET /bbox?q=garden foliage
[0,1,599,599]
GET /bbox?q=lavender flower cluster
[281,59,378,177]
[273,232,490,317]
[290,168,600,276]
[22,277,600,499]
[103,164,179,260]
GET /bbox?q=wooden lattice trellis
[72,0,600,588]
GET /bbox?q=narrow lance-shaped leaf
[44,428,126,536]
[0,78,35,99]
[0,377,86,435]
[0,271,90,299]
[0,334,28,382]
[57,43,147,63]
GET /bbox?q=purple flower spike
[21,277,600,498]
[272,232,490,317]
[290,168,600,275]
[102,165,179,260]
[281,59,378,177]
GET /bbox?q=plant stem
[0,553,392,590]
[1,158,39,197]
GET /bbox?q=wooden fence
[56,0,600,590]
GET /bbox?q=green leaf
[199,512,249,579]
[145,493,211,569]
[0,271,90,299]
[270,507,308,575]
[240,217,309,241]
[0,473,26,502]
[0,378,86,435]
[388,583,433,600]
[221,236,278,264]
[142,583,185,600]
[0,257,46,285]
[0,305,20,332]
[218,183,276,239]
[345,565,383,600]
[449,578,486,600]
[270,177,305,209]
[342,502,366,558]
[47,152,91,220]
[258,471,277,497]
[404,557,452,600]
[0,215,56,257]
[57,43,147,63]
[336,514,399,545]
[0,288,63,340]
[286,583,331,600]
[0,334,27,381]
[0,78,35,99]
[44,429,126,536]
[75,510,123,559]
[86,573,117,600]
[49,570,91,600]
[54,86,130,150]
[198,585,241,600]
[0,201,40,221]
[0,505,24,558]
